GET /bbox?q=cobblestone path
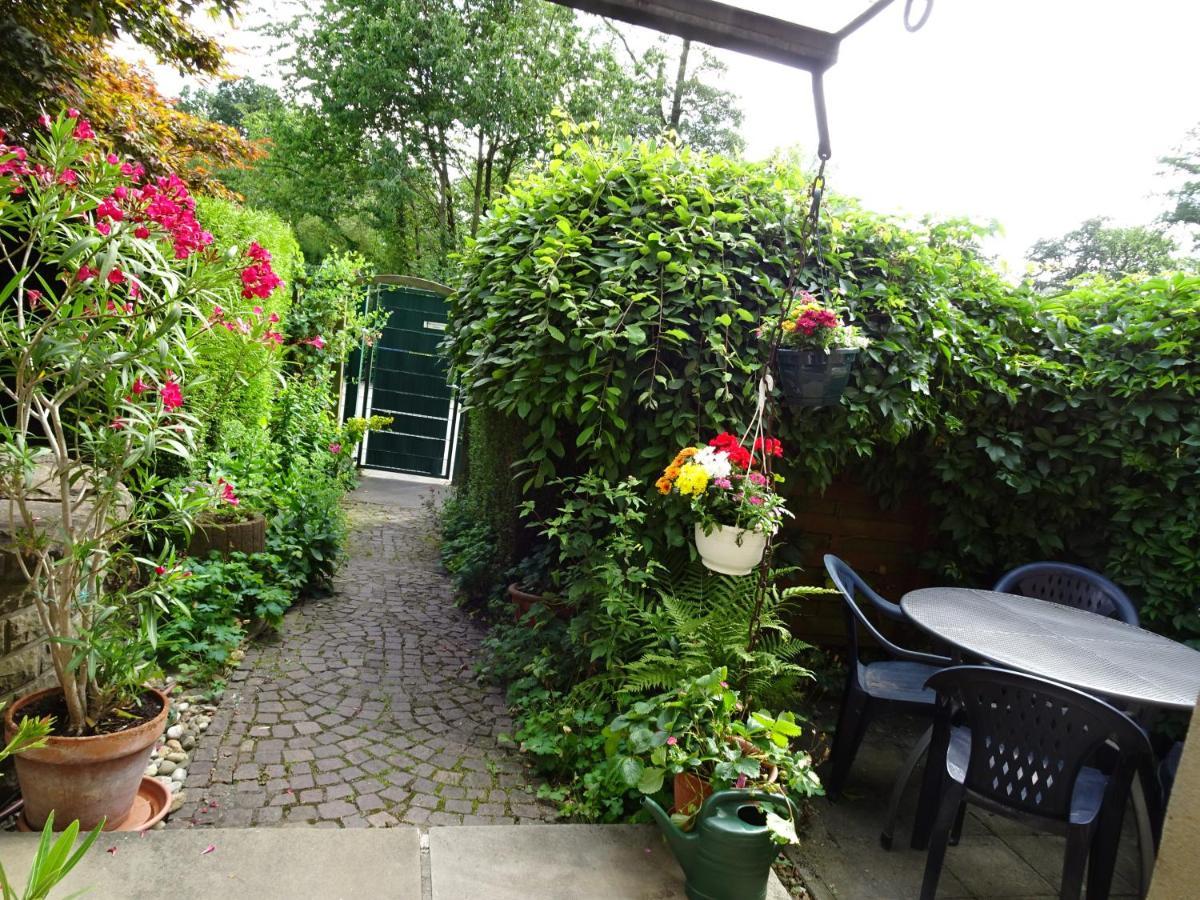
[172,487,556,829]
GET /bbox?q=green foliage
[155,552,295,680]
[288,252,386,371]
[440,492,500,601]
[452,133,1200,643]
[1159,123,1200,249]
[1027,216,1178,292]
[622,567,830,708]
[188,197,302,462]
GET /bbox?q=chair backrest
[926,666,1152,822]
[824,554,945,666]
[993,562,1138,626]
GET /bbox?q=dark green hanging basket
[775,347,860,408]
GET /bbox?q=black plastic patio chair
[919,666,1156,900]
[823,555,951,805]
[993,561,1139,626]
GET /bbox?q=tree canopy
[1026,217,1177,292]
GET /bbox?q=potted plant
[0,110,283,830]
[656,433,790,576]
[185,475,266,558]
[606,668,822,840]
[506,543,577,621]
[764,292,868,408]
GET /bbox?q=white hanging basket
[693,523,768,576]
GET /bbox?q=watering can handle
[697,789,799,824]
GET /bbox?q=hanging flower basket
[776,347,860,408]
[693,523,769,576]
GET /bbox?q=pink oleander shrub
[0,108,286,732]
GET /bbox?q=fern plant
[622,564,838,709]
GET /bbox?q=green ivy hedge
[449,132,1199,642]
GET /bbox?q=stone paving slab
[0,826,422,899]
[171,485,556,829]
[429,823,792,900]
[790,714,1141,899]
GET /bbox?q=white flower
[693,446,732,479]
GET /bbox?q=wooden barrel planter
[776,348,859,408]
[186,514,267,558]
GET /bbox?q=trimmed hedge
[449,132,1200,642]
[190,198,303,462]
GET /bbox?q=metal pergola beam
[545,0,909,158]
[546,0,843,72]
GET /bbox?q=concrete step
[0,824,792,899]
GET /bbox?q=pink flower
[56,168,78,186]
[133,225,150,239]
[132,377,147,395]
[96,222,111,236]
[304,335,326,350]
[268,312,279,324]
[252,306,263,315]
[749,496,764,506]
[263,330,283,345]
[720,681,729,688]
[217,479,239,506]
[666,736,678,746]
[161,380,183,411]
[66,108,80,119]
[329,442,342,454]
[76,265,98,281]
[110,417,126,430]
[106,153,119,165]
[713,477,732,489]
[37,114,51,128]
[72,119,96,141]
[748,473,767,486]
[735,774,748,789]
[155,565,166,576]
[210,305,224,319]
[128,280,140,300]
[26,289,41,305]
[247,241,271,262]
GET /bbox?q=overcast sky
[137,0,1199,272]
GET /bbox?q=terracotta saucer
[17,776,172,833]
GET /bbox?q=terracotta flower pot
[673,772,713,817]
[507,583,574,622]
[693,523,768,576]
[3,686,169,831]
[186,513,266,558]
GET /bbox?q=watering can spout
[642,796,697,873]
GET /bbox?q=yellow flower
[674,463,709,496]
[781,320,797,332]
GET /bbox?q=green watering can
[644,789,795,900]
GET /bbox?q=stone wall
[0,552,53,707]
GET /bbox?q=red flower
[106,268,125,286]
[132,377,147,395]
[753,436,784,458]
[37,114,51,129]
[133,225,150,239]
[708,432,752,469]
[161,380,183,411]
[155,565,166,576]
[76,265,97,281]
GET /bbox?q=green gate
[345,276,461,478]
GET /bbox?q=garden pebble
[166,724,183,740]
[171,768,187,783]
[157,759,177,776]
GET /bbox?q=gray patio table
[897,587,1200,893]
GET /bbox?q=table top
[901,587,1200,710]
